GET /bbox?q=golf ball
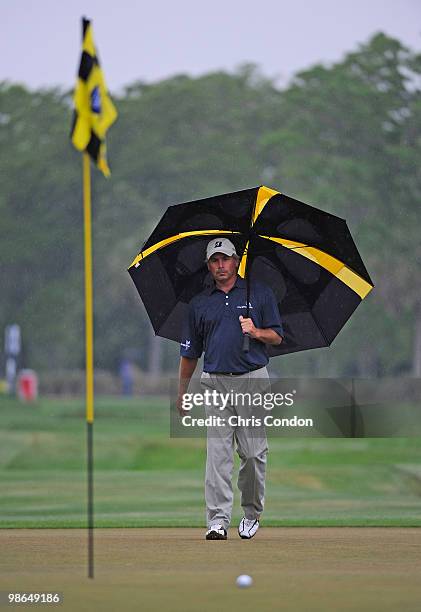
[236,574,253,588]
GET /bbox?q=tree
[260,34,421,376]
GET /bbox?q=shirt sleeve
[180,299,203,358]
[261,287,284,339]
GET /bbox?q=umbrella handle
[243,334,250,352]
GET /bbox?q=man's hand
[177,356,198,417]
[176,395,188,417]
[239,316,283,345]
[239,315,257,338]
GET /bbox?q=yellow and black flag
[71,18,117,176]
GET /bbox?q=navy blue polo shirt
[180,276,284,373]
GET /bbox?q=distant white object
[236,574,253,588]
[5,324,21,356]
[6,357,17,394]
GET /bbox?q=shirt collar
[204,275,246,295]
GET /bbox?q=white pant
[200,367,270,530]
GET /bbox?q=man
[177,237,283,540]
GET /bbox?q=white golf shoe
[205,524,227,540]
[238,517,259,539]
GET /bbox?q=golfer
[177,238,284,540]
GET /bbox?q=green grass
[1,395,420,527]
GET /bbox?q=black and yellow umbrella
[128,186,373,356]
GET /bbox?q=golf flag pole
[70,17,118,579]
[83,152,94,428]
[83,151,95,579]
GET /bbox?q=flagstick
[83,152,95,579]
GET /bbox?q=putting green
[1,528,420,611]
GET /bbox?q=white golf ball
[236,574,253,588]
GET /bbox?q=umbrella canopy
[128,186,373,356]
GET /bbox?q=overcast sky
[1,0,421,92]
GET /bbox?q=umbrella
[128,186,373,356]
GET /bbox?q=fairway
[1,396,421,527]
[1,528,421,611]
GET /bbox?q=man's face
[207,253,238,283]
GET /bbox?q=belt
[209,372,246,376]
[206,367,262,376]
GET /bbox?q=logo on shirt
[180,339,191,350]
[236,302,253,309]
